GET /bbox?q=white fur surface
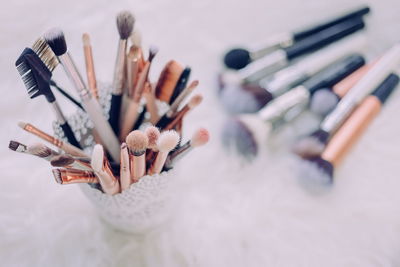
[1,0,400,266]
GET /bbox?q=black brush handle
[293,6,370,41]
[169,67,191,104]
[155,114,172,129]
[60,122,82,148]
[50,80,84,111]
[108,94,122,135]
[285,18,365,60]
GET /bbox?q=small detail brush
[126,130,148,183]
[52,168,99,185]
[148,130,180,175]
[9,141,60,161]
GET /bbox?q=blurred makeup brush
[145,125,161,166]
[221,17,365,84]
[292,44,400,158]
[44,28,120,162]
[298,73,399,187]
[126,46,142,97]
[18,121,87,157]
[143,81,159,124]
[82,33,99,100]
[109,11,135,135]
[52,168,98,185]
[130,29,142,48]
[220,34,366,113]
[222,54,366,158]
[148,130,180,175]
[15,48,81,148]
[50,154,92,171]
[164,128,209,170]
[155,60,184,103]
[9,141,60,161]
[120,143,131,191]
[91,144,120,195]
[169,67,191,104]
[161,94,203,130]
[120,46,158,140]
[126,130,148,182]
[223,5,370,69]
[168,80,199,114]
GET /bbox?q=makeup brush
[15,48,81,148]
[44,28,120,162]
[161,94,203,130]
[8,141,27,153]
[82,33,99,100]
[222,54,366,158]
[222,17,365,84]
[9,141,60,160]
[31,37,59,72]
[223,6,370,69]
[168,80,199,115]
[299,73,399,186]
[49,80,84,111]
[220,34,366,114]
[120,46,158,140]
[144,125,161,166]
[148,130,180,175]
[169,67,191,104]
[91,144,120,195]
[155,60,184,103]
[119,143,131,191]
[52,169,99,185]
[164,128,209,170]
[18,121,87,157]
[109,11,135,135]
[293,44,400,158]
[126,130,148,183]
[126,46,143,97]
[50,154,93,171]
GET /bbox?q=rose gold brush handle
[54,169,99,185]
[83,33,98,100]
[148,151,168,175]
[130,153,146,183]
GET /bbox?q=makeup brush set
[10,11,210,199]
[219,5,400,186]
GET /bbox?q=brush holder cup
[53,83,175,233]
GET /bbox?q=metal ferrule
[320,99,357,133]
[112,39,127,95]
[167,141,192,164]
[250,32,293,60]
[258,86,310,123]
[59,53,90,100]
[259,65,309,98]
[239,50,288,83]
[50,101,66,124]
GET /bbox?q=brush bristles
[82,33,91,46]
[32,37,59,70]
[91,144,104,172]
[18,121,27,129]
[126,130,149,155]
[191,128,210,147]
[148,45,159,62]
[16,61,37,93]
[292,129,330,158]
[130,30,141,47]
[310,89,339,117]
[116,11,135,39]
[27,143,52,158]
[52,169,63,184]
[50,154,74,167]
[9,141,26,152]
[157,130,180,152]
[188,94,203,108]
[298,157,334,189]
[44,28,67,56]
[145,126,160,149]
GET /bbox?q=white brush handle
[321,43,400,133]
[250,32,293,59]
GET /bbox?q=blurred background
[1,0,400,266]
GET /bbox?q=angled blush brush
[223,5,370,69]
[109,11,135,135]
[82,33,99,100]
[52,169,99,185]
[44,28,120,161]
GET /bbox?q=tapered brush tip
[148,45,159,62]
[44,28,67,56]
[8,141,21,151]
[188,94,203,108]
[52,169,63,184]
[50,154,74,167]
[310,89,339,117]
[298,157,334,190]
[126,130,149,154]
[157,130,180,152]
[82,33,91,46]
[191,128,210,147]
[91,144,104,172]
[27,143,52,158]
[17,121,27,129]
[292,129,330,158]
[223,48,251,70]
[145,126,160,149]
[116,10,135,39]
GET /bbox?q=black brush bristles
[31,38,59,71]
[298,156,334,191]
[292,129,330,158]
[9,140,26,152]
[116,11,135,39]
[223,48,251,70]
[44,28,67,56]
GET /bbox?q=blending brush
[120,143,131,191]
[155,60,184,103]
[160,94,203,130]
[143,82,159,124]
[222,17,365,84]
[52,168,99,185]
[126,130,148,183]
[164,128,210,170]
[292,44,400,158]
[298,73,399,186]
[82,33,99,100]
[222,54,365,158]
[91,144,120,195]
[148,130,180,175]
[50,154,92,171]
[120,46,158,140]
[223,6,370,69]
[15,48,81,148]
[18,122,87,157]
[44,28,120,162]
[109,11,135,135]
[220,34,366,114]
[9,141,60,161]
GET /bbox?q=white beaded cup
[53,83,175,233]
